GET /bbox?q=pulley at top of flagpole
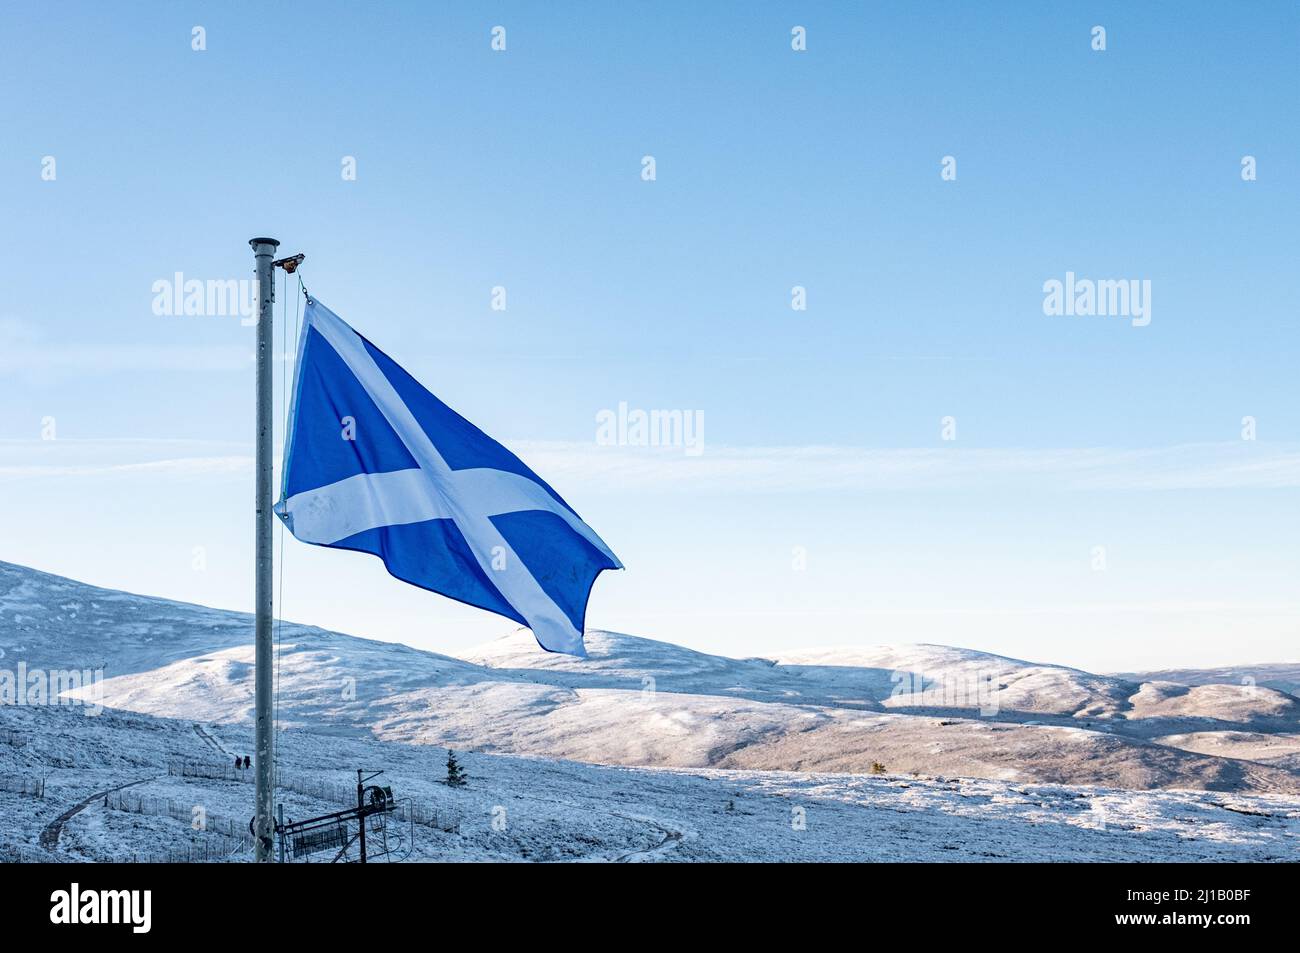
[272,252,305,273]
[271,252,308,298]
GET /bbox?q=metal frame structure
[270,770,401,864]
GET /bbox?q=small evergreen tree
[445,749,468,788]
[870,761,887,775]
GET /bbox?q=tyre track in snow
[510,790,692,862]
[39,776,157,851]
[193,723,233,757]
[610,813,689,862]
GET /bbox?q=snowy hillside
[2,701,1297,863]
[774,643,1135,718]
[1117,663,1300,700]
[4,560,1300,796]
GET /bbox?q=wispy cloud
[0,456,253,480]
[0,345,254,374]
[1,437,1294,492]
[0,318,254,374]
[511,440,1300,493]
[0,439,252,482]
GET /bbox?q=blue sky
[1,2,1297,671]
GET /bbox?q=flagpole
[249,236,279,862]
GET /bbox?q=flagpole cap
[249,237,280,251]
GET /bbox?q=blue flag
[275,298,622,657]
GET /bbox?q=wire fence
[166,758,460,832]
[275,773,460,832]
[104,789,255,853]
[0,729,29,748]
[392,797,457,832]
[0,842,68,863]
[127,840,252,864]
[0,773,45,798]
[0,764,455,863]
[167,758,248,783]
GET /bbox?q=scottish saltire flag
[275,298,622,657]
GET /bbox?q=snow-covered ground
[2,559,1298,862]
[2,703,1297,863]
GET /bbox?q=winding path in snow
[611,813,689,862]
[39,776,156,851]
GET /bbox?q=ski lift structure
[259,769,414,863]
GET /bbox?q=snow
[1117,663,1300,700]
[2,559,1299,862]
[61,627,1300,794]
[2,703,1297,863]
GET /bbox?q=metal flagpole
[249,236,279,862]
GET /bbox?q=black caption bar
[0,861,1289,940]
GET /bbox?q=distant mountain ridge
[3,559,1298,794]
[1116,663,1300,699]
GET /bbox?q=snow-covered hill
[774,643,1135,718]
[1117,663,1300,700]
[4,560,1300,795]
[3,701,1297,863]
